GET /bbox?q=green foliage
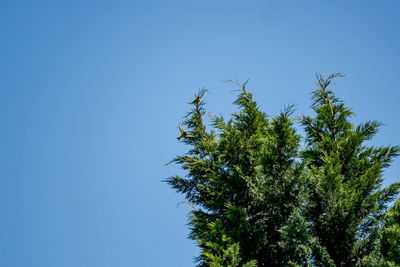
[166,75,399,266]
[380,199,400,265]
[301,74,400,266]
[277,208,314,266]
[197,218,256,267]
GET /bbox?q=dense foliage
[166,75,399,267]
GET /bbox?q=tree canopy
[166,74,399,267]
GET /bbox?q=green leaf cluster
[166,75,399,267]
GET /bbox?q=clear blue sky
[1,1,399,266]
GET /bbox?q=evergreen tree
[167,75,399,266]
[167,82,312,266]
[301,74,400,266]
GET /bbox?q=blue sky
[1,1,399,266]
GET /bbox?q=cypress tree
[166,75,400,266]
[301,74,400,266]
[167,82,311,266]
